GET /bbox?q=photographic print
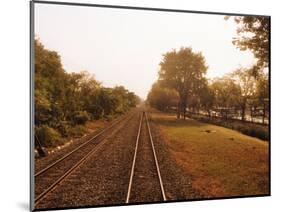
[31,1,270,211]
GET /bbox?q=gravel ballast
[35,110,201,210]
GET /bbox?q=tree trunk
[250,106,253,122]
[262,102,266,124]
[177,99,181,119]
[183,102,186,120]
[241,105,246,122]
[208,109,211,118]
[180,102,183,119]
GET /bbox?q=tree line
[35,39,140,148]
[147,16,269,124]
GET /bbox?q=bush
[73,111,90,125]
[255,130,268,140]
[104,114,115,121]
[88,104,103,119]
[36,125,64,147]
[56,121,71,137]
[68,125,88,138]
[231,123,268,140]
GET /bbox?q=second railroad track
[34,111,136,206]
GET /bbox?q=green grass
[187,113,269,140]
[151,112,269,197]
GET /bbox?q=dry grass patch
[85,119,109,132]
[151,112,269,198]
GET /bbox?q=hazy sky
[34,3,256,99]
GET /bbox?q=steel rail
[145,112,167,201]
[126,111,166,203]
[126,112,143,203]
[34,112,136,206]
[35,112,133,177]
[34,132,109,206]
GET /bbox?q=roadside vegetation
[151,111,269,197]
[187,112,268,141]
[147,16,269,197]
[147,16,269,129]
[35,39,140,151]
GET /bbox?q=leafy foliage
[148,48,269,124]
[158,47,208,119]
[147,82,178,111]
[34,39,139,147]
[226,16,270,75]
[72,111,90,125]
[36,125,64,148]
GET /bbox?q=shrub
[36,125,64,147]
[68,125,88,138]
[73,111,90,125]
[104,114,115,121]
[255,130,268,140]
[56,121,71,137]
[88,105,103,119]
[232,124,268,140]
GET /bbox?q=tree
[210,77,241,119]
[35,39,67,127]
[199,81,215,117]
[147,82,178,111]
[158,47,208,119]
[34,38,140,148]
[226,16,270,75]
[230,68,256,121]
[255,72,269,123]
[112,86,130,113]
[127,91,141,107]
[76,71,101,119]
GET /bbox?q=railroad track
[126,111,166,203]
[34,111,136,207]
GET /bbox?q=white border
[1,0,280,211]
